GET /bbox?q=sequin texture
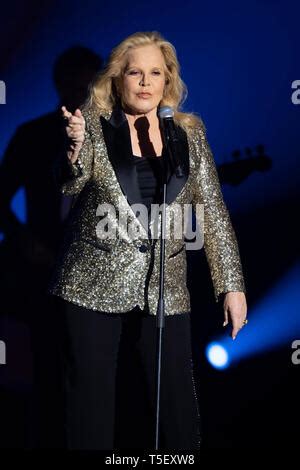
[48,107,246,315]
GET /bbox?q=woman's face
[119,44,167,115]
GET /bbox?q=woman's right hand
[62,106,86,164]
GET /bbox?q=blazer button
[139,244,149,253]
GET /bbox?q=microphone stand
[154,167,167,450]
[154,112,183,450]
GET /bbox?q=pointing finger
[231,325,240,340]
[61,106,72,120]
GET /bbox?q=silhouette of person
[0,45,103,448]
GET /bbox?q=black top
[132,148,166,209]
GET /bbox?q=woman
[49,31,247,450]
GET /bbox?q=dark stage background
[0,0,299,454]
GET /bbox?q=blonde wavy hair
[84,31,202,132]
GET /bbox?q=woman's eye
[128,70,161,75]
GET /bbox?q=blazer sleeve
[191,119,246,302]
[54,110,94,196]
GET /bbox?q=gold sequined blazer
[48,103,246,315]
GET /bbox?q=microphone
[158,106,184,178]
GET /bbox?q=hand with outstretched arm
[61,106,86,163]
[56,106,94,196]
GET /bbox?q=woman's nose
[139,75,150,86]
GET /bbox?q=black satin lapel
[100,116,143,208]
[164,126,189,204]
[100,115,150,234]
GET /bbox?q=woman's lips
[137,93,152,99]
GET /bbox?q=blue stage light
[206,342,229,369]
[206,262,300,369]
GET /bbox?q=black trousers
[56,297,201,451]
